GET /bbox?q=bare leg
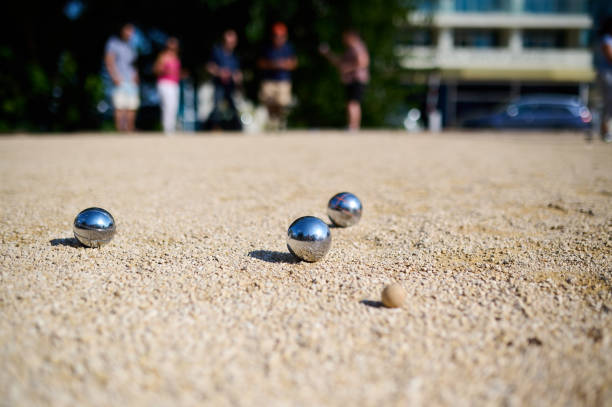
[267,104,282,131]
[268,104,282,119]
[114,109,126,132]
[277,106,288,130]
[126,110,137,132]
[347,101,361,131]
[604,118,612,142]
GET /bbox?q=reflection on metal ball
[73,207,116,248]
[287,216,331,262]
[327,192,362,227]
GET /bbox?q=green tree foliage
[2,0,412,131]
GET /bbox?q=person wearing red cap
[257,22,297,130]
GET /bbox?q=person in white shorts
[257,23,297,130]
[104,23,139,132]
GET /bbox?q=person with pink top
[154,37,182,133]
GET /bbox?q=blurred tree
[1,0,412,131]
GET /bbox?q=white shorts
[112,82,140,111]
[259,80,292,107]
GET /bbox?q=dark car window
[516,104,538,115]
[534,105,573,116]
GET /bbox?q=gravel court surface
[0,132,610,406]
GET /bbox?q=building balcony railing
[397,46,594,80]
[417,0,588,14]
[409,12,592,29]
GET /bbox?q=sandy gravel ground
[0,132,611,406]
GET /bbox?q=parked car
[463,95,592,130]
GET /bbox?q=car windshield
[534,105,573,115]
[504,102,578,116]
[503,103,537,116]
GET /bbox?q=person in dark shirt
[257,23,297,130]
[206,29,243,130]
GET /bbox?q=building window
[523,30,565,48]
[578,30,589,48]
[417,0,439,12]
[454,29,502,47]
[399,29,434,46]
[524,0,586,13]
[455,0,508,12]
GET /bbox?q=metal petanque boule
[327,192,362,227]
[73,207,116,248]
[287,216,331,262]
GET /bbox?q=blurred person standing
[104,23,139,132]
[598,16,612,142]
[206,29,242,130]
[257,22,297,130]
[154,37,181,134]
[320,30,369,131]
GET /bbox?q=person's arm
[339,55,357,75]
[232,67,243,84]
[284,45,298,70]
[356,47,369,70]
[279,56,297,71]
[258,57,273,70]
[319,44,340,67]
[323,52,341,67]
[206,61,220,77]
[603,40,612,64]
[104,51,121,86]
[153,52,165,77]
[208,60,234,84]
[258,56,297,70]
[181,67,189,80]
[339,62,355,75]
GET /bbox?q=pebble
[381,283,406,308]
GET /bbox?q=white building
[398,0,594,126]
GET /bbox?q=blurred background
[2,0,612,132]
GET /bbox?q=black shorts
[345,81,366,102]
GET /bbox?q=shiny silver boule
[73,207,116,248]
[327,192,362,227]
[287,216,331,262]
